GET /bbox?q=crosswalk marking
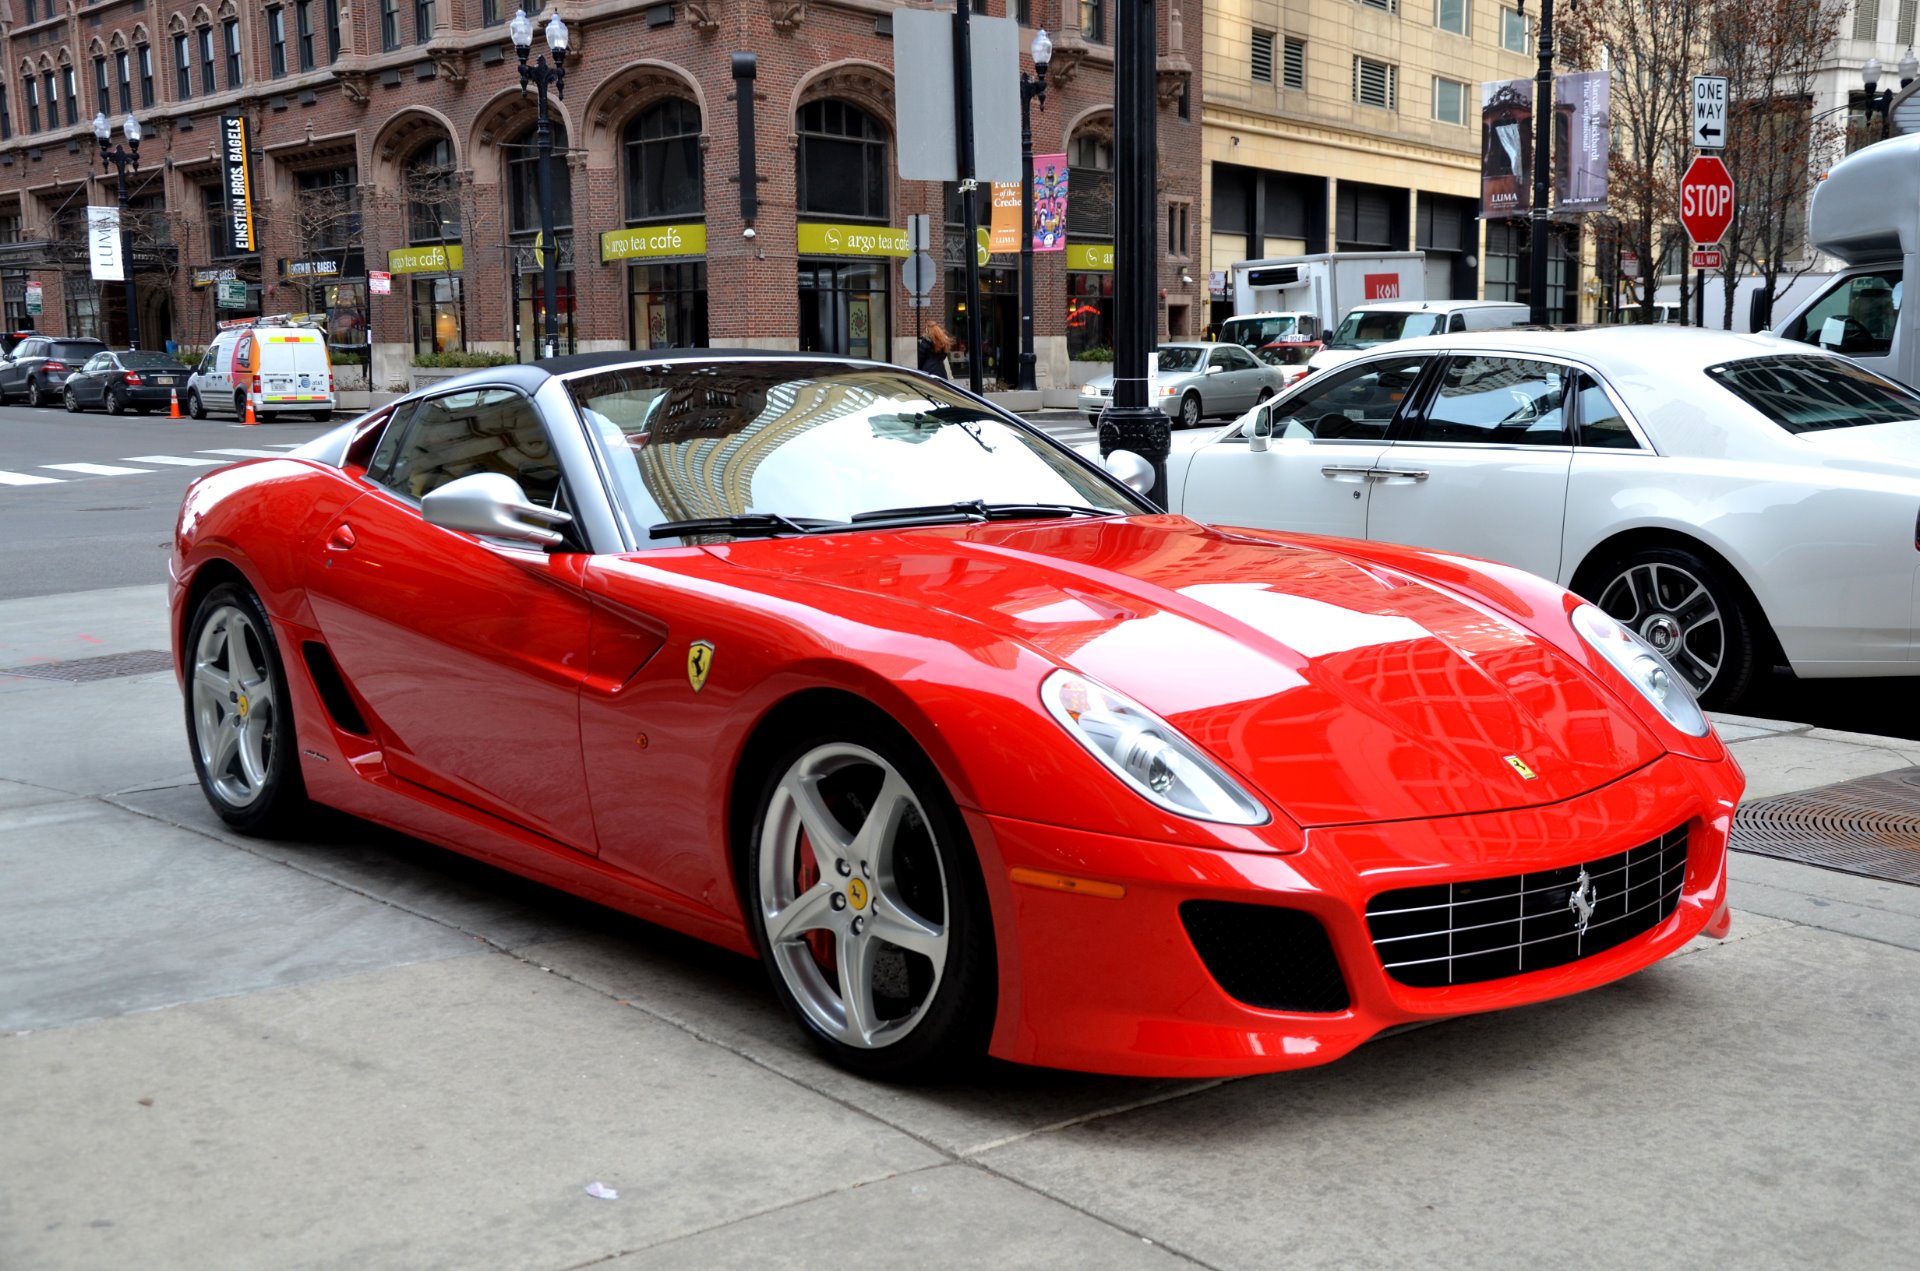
[0,469,63,486]
[122,455,224,466]
[200,448,291,458]
[42,462,153,476]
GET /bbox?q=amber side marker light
[1009,867,1127,900]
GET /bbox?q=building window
[507,122,572,237]
[269,8,288,78]
[23,0,37,23]
[484,0,507,24]
[1433,76,1466,125]
[625,98,704,222]
[1353,57,1397,110]
[416,0,435,42]
[797,260,889,359]
[1359,0,1399,12]
[198,26,216,96]
[327,0,342,62]
[796,99,889,222]
[1168,202,1190,257]
[1081,0,1104,43]
[406,138,461,243]
[116,51,132,112]
[0,85,11,140]
[63,65,77,125]
[1502,7,1529,53]
[295,2,316,71]
[175,34,192,100]
[631,262,708,350]
[1067,131,1114,239]
[412,277,464,356]
[1855,0,1880,42]
[21,80,36,134]
[224,18,243,88]
[43,71,59,129]
[138,45,154,108]
[203,185,234,258]
[382,0,402,51]
[1251,30,1274,84]
[1283,37,1306,89]
[95,56,111,117]
[1435,0,1467,36]
[1903,0,1918,47]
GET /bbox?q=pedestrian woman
[918,323,954,379]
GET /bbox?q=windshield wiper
[850,500,1116,527]
[649,512,845,540]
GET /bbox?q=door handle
[326,523,356,551]
[1372,468,1430,483]
[1320,464,1376,480]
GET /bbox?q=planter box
[1068,360,1113,386]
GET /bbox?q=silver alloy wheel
[191,603,279,809]
[1598,560,1723,693]
[758,742,950,1050]
[1181,393,1202,427]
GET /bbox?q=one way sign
[1693,75,1728,149]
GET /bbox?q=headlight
[1570,604,1710,737]
[1158,383,1179,395]
[1041,670,1268,825]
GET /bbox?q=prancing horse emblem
[1568,869,1597,935]
[687,640,714,693]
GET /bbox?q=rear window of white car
[1706,355,1920,433]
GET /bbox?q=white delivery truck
[1770,131,1920,383]
[1227,252,1426,334]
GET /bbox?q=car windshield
[120,352,186,368]
[1221,316,1301,347]
[1255,344,1317,367]
[1157,347,1205,372]
[1328,311,1446,350]
[1705,355,1920,433]
[566,362,1147,548]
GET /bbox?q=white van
[187,323,335,421]
[1305,300,1530,374]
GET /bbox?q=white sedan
[1165,326,1920,708]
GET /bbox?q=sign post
[1680,154,1735,327]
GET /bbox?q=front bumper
[974,752,1741,1077]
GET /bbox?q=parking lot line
[199,448,292,458]
[41,463,152,476]
[122,454,225,466]
[0,469,62,485]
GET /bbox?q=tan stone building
[1199,0,1563,328]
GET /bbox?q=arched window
[406,138,459,244]
[507,119,571,237]
[797,99,888,222]
[624,98,702,223]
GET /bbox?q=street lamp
[1860,50,1917,141]
[1017,28,1051,393]
[509,7,571,360]
[92,110,143,350]
[1514,0,1559,326]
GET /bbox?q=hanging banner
[1556,70,1611,213]
[1480,79,1533,217]
[87,205,124,281]
[989,182,1022,254]
[1031,152,1067,252]
[221,114,257,254]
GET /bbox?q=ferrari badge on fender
[687,640,714,692]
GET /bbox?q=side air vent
[1180,900,1351,1013]
[302,642,370,736]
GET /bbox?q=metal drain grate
[0,650,176,683]
[1731,766,1920,885]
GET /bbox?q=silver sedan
[1078,342,1290,428]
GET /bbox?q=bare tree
[291,175,362,314]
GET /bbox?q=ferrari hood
[712,516,1663,827]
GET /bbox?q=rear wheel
[1593,545,1761,710]
[184,581,307,834]
[745,727,994,1079]
[103,387,125,416]
[187,389,208,420]
[26,377,44,408]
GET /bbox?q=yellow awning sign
[387,244,465,274]
[797,222,911,258]
[601,224,708,262]
[1067,243,1114,272]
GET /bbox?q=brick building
[0,0,1201,393]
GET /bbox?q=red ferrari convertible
[170,351,1742,1079]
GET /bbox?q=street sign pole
[953,0,984,394]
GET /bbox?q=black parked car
[0,336,109,407]
[61,350,195,415]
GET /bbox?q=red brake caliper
[796,831,837,976]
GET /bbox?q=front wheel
[187,389,208,420]
[746,728,995,1079]
[63,387,81,413]
[184,582,307,833]
[1256,387,1275,404]
[1593,546,1762,710]
[1179,392,1203,429]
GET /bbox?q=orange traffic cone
[169,389,181,419]
[243,393,257,427]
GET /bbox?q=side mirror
[1103,449,1155,495]
[1248,411,1274,453]
[422,472,573,547]
[1204,363,1224,375]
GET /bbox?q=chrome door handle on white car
[1320,464,1376,480]
[1372,468,1430,483]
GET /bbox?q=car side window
[1268,356,1428,441]
[1449,314,1467,333]
[83,354,108,373]
[1786,270,1901,356]
[376,388,565,511]
[235,335,254,372]
[1574,373,1642,449]
[1216,346,1253,371]
[1414,356,1570,446]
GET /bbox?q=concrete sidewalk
[3,585,1918,1270]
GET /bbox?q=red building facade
[0,0,1202,393]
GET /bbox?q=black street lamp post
[1861,51,1918,141]
[1098,0,1171,505]
[1017,29,1051,394]
[509,7,571,360]
[92,111,142,351]
[1520,0,1556,327]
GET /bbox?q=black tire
[62,387,81,413]
[26,377,44,408]
[742,720,995,1080]
[1179,392,1203,428]
[234,391,248,419]
[1590,545,1762,710]
[1256,387,1275,403]
[103,387,124,416]
[183,581,308,834]
[187,389,208,420]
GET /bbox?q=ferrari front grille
[1180,900,1351,1013]
[1365,824,1689,988]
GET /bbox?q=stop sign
[1679,155,1736,247]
